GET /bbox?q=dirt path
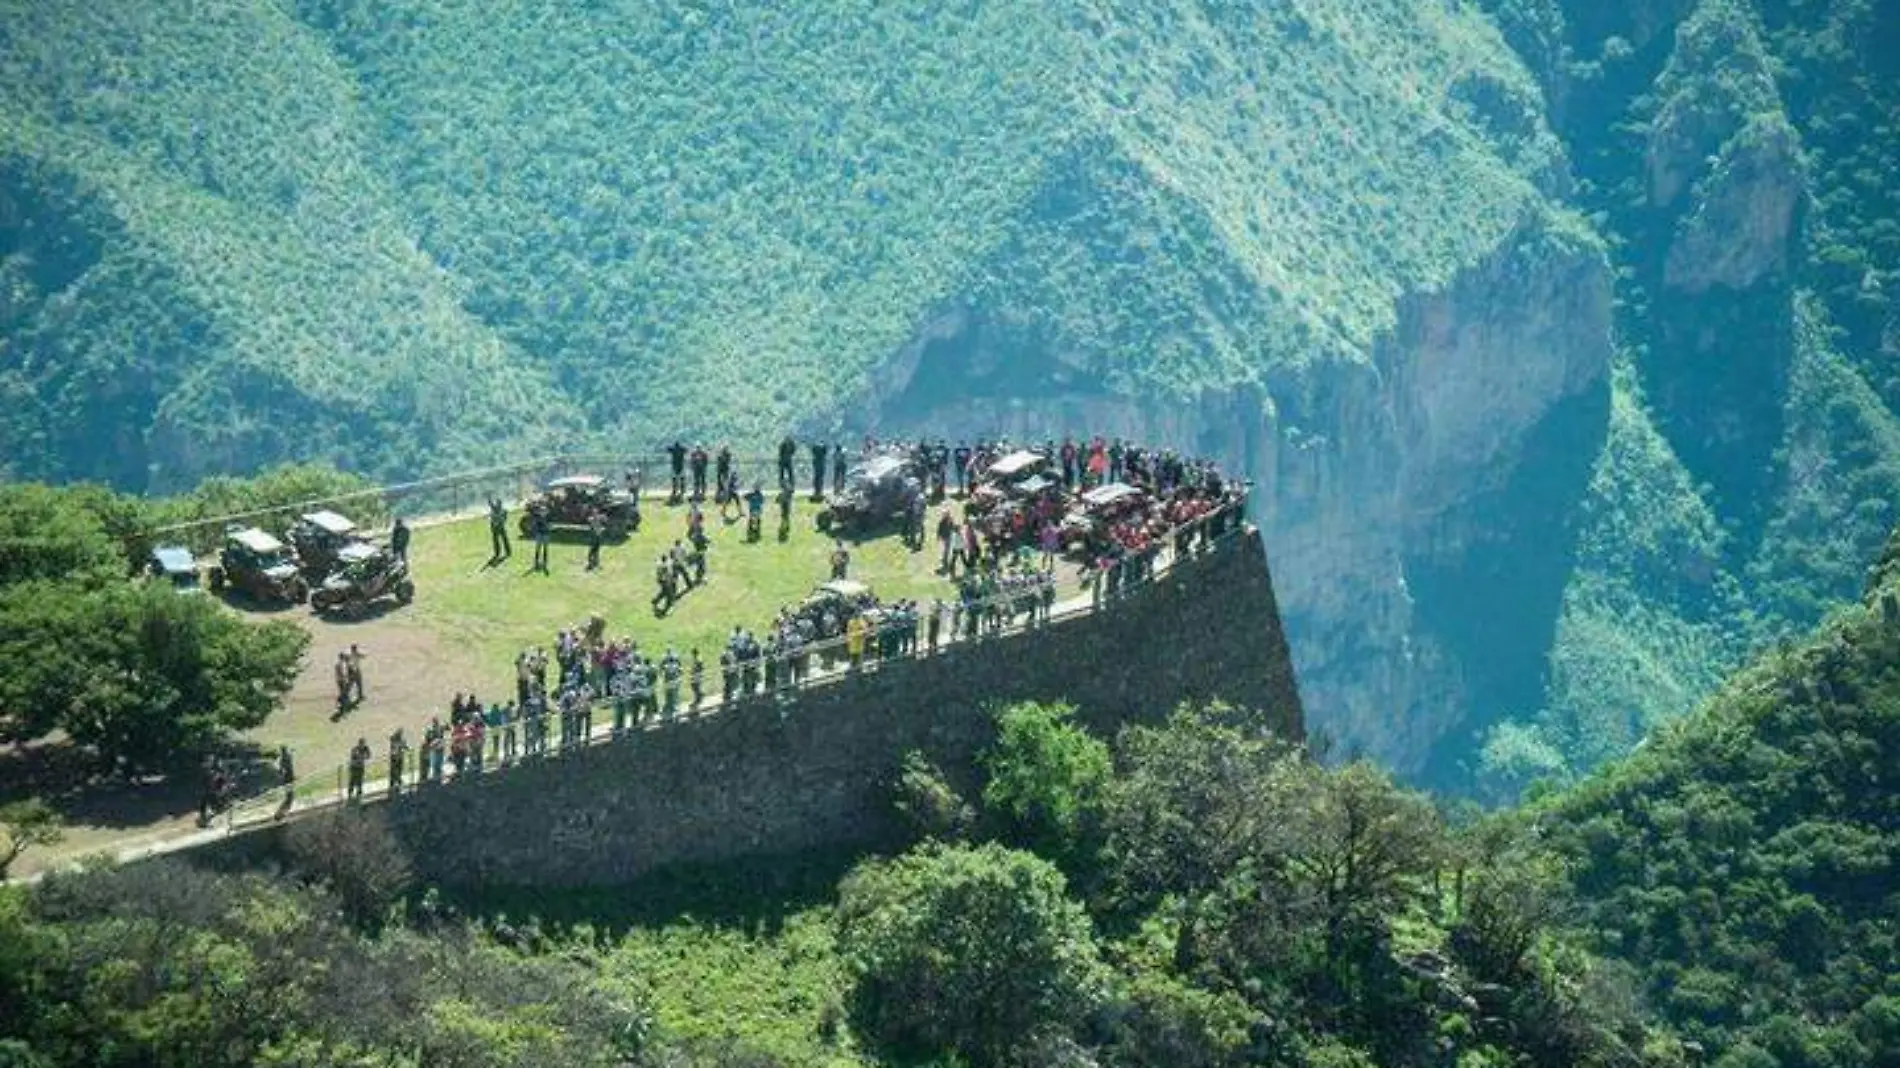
[250,606,491,783]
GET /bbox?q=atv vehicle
[1060,481,1150,557]
[148,546,204,594]
[311,542,415,615]
[792,579,879,639]
[287,509,375,581]
[519,475,639,539]
[816,453,924,534]
[966,449,1060,518]
[209,527,308,605]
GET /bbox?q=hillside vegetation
[1469,0,1900,793]
[1,0,1549,488]
[8,518,1899,1066]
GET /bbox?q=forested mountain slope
[3,0,1898,787]
[1533,521,1900,1065]
[1470,0,1900,796]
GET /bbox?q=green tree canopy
[0,582,307,769]
[981,701,1111,867]
[0,484,131,588]
[834,842,1108,1066]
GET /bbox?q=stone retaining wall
[198,527,1301,887]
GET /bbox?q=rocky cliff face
[864,215,1613,777]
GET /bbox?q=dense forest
[4,515,1897,1065]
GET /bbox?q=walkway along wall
[237,527,1301,888]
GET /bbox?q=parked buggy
[311,542,415,615]
[815,454,924,535]
[519,475,640,539]
[287,509,375,581]
[1060,482,1150,557]
[209,527,308,605]
[966,449,1059,519]
[148,546,204,594]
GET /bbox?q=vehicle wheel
[291,582,309,605]
[397,581,414,605]
[208,567,226,592]
[606,523,627,540]
[816,511,834,533]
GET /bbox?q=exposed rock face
[1663,117,1803,294]
[865,216,1613,776]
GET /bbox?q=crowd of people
[317,433,1248,807]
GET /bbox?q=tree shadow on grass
[0,737,278,832]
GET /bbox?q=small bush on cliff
[834,842,1107,1066]
[284,808,415,931]
[892,751,974,844]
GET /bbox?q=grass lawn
[382,495,958,709]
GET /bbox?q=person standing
[197,755,221,826]
[777,484,794,541]
[667,440,688,500]
[689,648,705,709]
[831,443,847,498]
[937,511,957,574]
[390,516,411,564]
[346,644,366,704]
[905,494,926,552]
[778,435,797,489]
[927,597,944,653]
[830,541,850,580]
[810,441,829,499]
[744,483,766,542]
[333,651,352,715]
[846,613,868,672]
[346,737,370,802]
[586,511,604,571]
[388,728,408,797]
[690,444,709,500]
[275,745,295,819]
[531,506,551,573]
[714,446,733,503]
[488,497,511,561]
[662,647,682,718]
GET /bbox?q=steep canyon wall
[865,219,1614,779]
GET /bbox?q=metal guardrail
[216,501,1251,834]
[150,451,808,549]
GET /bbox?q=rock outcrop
[867,215,1613,777]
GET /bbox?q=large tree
[0,582,306,770]
[835,842,1108,1066]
